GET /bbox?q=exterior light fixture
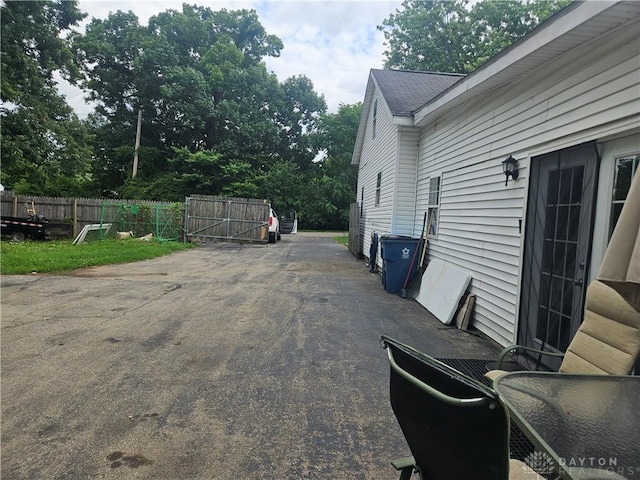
[502,155,519,186]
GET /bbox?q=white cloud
[62,0,402,115]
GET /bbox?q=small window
[427,176,441,235]
[372,99,377,139]
[360,187,364,216]
[609,154,639,238]
[375,172,382,206]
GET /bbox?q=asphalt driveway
[1,233,500,479]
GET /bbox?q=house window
[360,187,364,216]
[609,154,639,238]
[428,176,441,235]
[375,172,382,206]
[372,99,377,138]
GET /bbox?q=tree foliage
[301,103,362,230]
[379,0,572,73]
[1,0,93,195]
[73,5,326,207]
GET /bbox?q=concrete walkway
[1,233,501,479]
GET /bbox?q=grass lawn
[0,239,194,275]
[332,235,349,246]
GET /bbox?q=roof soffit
[413,1,640,128]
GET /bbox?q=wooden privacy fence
[184,195,270,243]
[348,202,363,258]
[0,192,180,238]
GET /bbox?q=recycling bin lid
[380,234,413,240]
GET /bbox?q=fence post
[73,198,78,237]
[13,195,17,216]
[183,197,189,243]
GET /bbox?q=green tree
[74,5,325,200]
[1,0,93,195]
[379,0,571,74]
[301,103,362,230]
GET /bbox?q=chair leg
[398,466,414,480]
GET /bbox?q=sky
[60,0,405,116]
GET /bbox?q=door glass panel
[553,242,566,276]
[547,170,559,203]
[548,312,560,346]
[568,206,580,241]
[550,276,562,312]
[559,169,572,204]
[545,206,556,238]
[535,164,587,351]
[556,206,568,240]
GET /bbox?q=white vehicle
[268,208,281,243]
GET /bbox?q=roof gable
[351,69,464,164]
[371,69,464,117]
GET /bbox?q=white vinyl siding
[392,128,420,236]
[416,26,639,346]
[356,90,398,268]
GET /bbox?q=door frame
[516,142,600,368]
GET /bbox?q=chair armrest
[496,344,565,369]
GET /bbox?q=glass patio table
[494,371,640,480]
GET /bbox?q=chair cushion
[560,281,640,375]
[508,459,543,479]
[485,369,508,382]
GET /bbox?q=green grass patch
[333,235,349,245]
[0,239,194,275]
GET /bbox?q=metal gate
[184,195,270,243]
[100,202,182,242]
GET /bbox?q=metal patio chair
[380,335,541,480]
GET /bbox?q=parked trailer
[0,215,72,242]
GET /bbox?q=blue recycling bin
[380,235,421,294]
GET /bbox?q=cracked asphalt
[1,233,500,479]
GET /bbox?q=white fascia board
[351,72,376,165]
[413,1,616,127]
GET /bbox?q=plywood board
[415,260,472,325]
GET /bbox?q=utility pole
[132,110,142,178]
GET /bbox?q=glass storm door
[519,143,599,369]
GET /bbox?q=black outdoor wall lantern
[502,155,519,186]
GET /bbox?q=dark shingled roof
[371,69,465,116]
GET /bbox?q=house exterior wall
[392,127,421,236]
[356,89,399,269]
[415,25,640,346]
